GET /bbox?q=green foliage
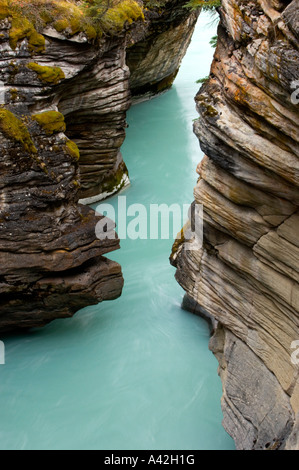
[209,34,218,48]
[196,76,209,84]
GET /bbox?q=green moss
[1,0,145,46]
[39,10,54,25]
[0,3,9,20]
[204,104,218,117]
[197,95,218,117]
[9,15,45,52]
[0,107,37,154]
[32,111,66,136]
[9,88,18,102]
[65,140,80,160]
[83,23,98,40]
[52,12,98,39]
[99,0,145,34]
[27,63,65,85]
[27,29,46,53]
[72,179,81,188]
[9,16,31,49]
[8,61,19,79]
[53,18,69,33]
[102,162,128,194]
[69,15,81,35]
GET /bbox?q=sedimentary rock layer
[57,34,132,202]
[0,18,123,332]
[127,0,199,101]
[171,0,299,450]
[3,1,198,204]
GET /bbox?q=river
[0,13,235,451]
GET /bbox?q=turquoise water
[0,14,235,450]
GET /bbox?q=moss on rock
[0,0,145,46]
[102,162,129,194]
[0,107,37,154]
[65,140,80,161]
[9,15,45,52]
[99,0,145,34]
[32,111,66,136]
[27,62,65,85]
[9,88,18,102]
[0,2,9,20]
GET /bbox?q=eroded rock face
[21,1,197,204]
[127,0,199,101]
[0,24,123,332]
[56,35,132,203]
[171,0,299,450]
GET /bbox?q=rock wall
[0,9,127,331]
[57,34,132,203]
[171,0,299,450]
[64,0,199,202]
[127,0,198,101]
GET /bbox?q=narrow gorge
[0,0,198,331]
[0,0,298,452]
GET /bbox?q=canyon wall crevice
[171,0,299,450]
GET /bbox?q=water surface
[0,13,235,451]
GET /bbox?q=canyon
[0,0,298,452]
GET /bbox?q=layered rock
[127,0,199,101]
[57,34,132,203]
[67,0,199,201]
[0,11,124,332]
[171,0,299,450]
[31,1,197,203]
